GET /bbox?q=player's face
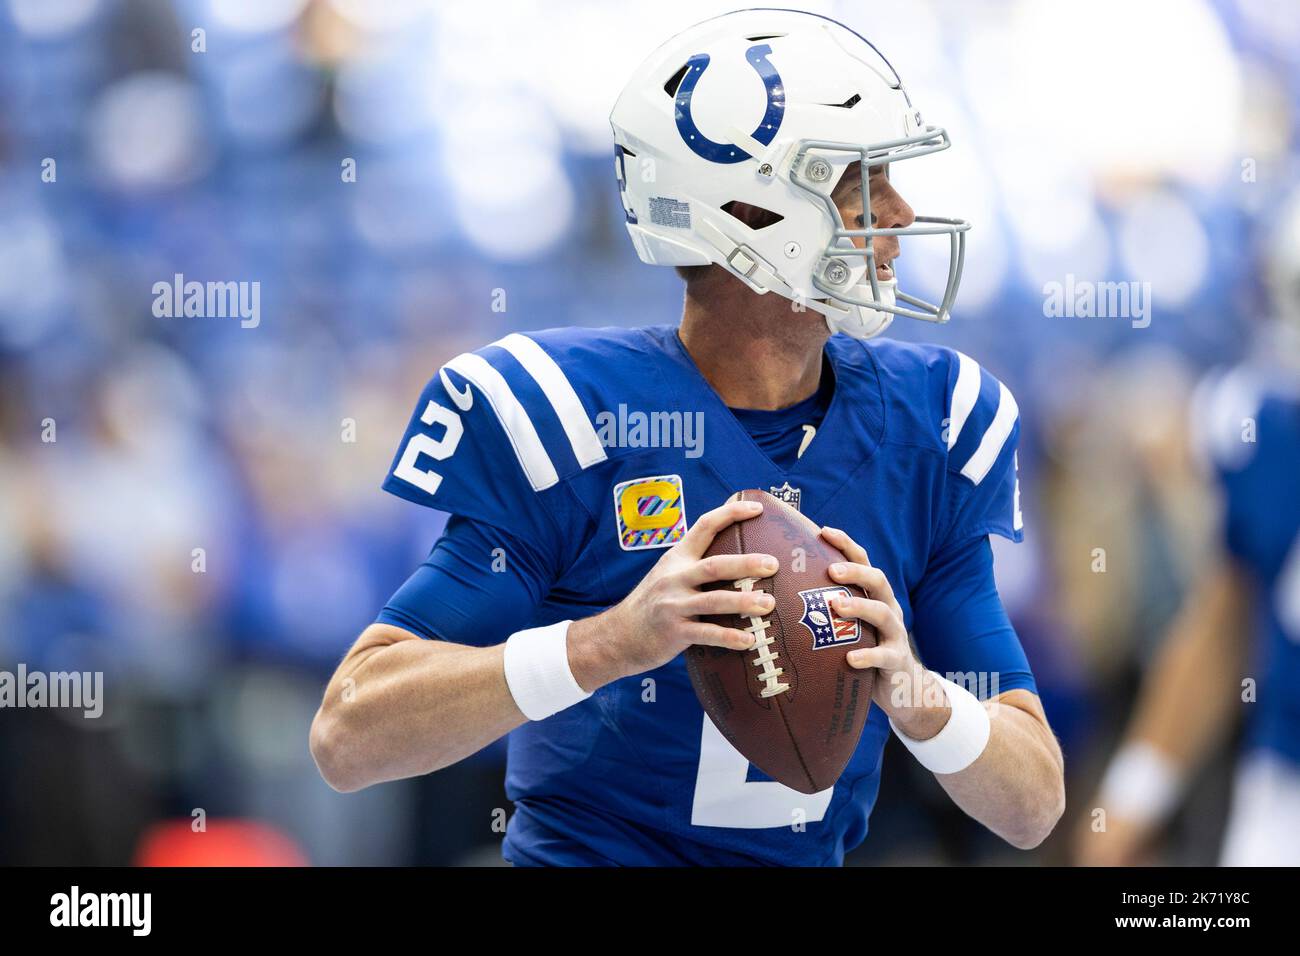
[833,163,915,283]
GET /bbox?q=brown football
[686,489,876,794]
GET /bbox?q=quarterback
[311,9,1065,865]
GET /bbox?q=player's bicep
[378,516,552,648]
[910,535,1037,697]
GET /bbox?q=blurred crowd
[0,0,1296,865]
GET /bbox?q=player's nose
[875,178,916,231]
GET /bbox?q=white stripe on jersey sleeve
[443,352,560,491]
[1013,452,1024,531]
[947,350,981,451]
[960,382,1020,486]
[496,333,608,470]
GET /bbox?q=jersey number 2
[393,401,463,496]
[691,715,834,829]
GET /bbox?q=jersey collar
[651,325,885,519]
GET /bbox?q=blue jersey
[1197,365,1300,766]
[380,325,1036,865]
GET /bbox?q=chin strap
[693,216,893,338]
[694,217,792,297]
[829,308,893,339]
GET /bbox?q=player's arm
[310,499,775,793]
[1075,369,1263,864]
[922,686,1063,850]
[311,624,521,792]
[1073,558,1251,866]
[822,527,1065,849]
[312,515,546,791]
[824,351,1062,848]
[314,343,771,792]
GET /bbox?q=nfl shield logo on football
[797,586,861,649]
[769,481,802,511]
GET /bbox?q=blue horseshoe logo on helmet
[674,43,785,164]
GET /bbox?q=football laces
[734,576,790,698]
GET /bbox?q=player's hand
[818,526,927,718]
[568,498,779,689]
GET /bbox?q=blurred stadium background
[0,0,1295,865]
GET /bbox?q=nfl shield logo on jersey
[769,481,802,511]
[797,586,861,649]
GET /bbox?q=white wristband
[502,620,591,721]
[1098,742,1182,825]
[889,674,991,775]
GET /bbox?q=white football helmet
[610,8,970,338]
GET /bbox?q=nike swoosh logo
[440,367,474,410]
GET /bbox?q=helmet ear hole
[721,201,784,230]
[663,63,690,98]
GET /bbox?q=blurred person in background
[1074,192,1300,866]
[1041,345,1232,863]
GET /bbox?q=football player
[1075,192,1300,867]
[311,9,1064,865]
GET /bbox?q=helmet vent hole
[663,63,690,98]
[721,201,784,230]
[745,33,785,41]
[824,93,861,109]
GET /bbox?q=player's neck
[679,271,828,411]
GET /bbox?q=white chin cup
[824,278,896,339]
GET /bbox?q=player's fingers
[828,560,902,618]
[684,587,774,618]
[679,498,762,558]
[830,594,903,640]
[682,551,778,587]
[820,525,871,566]
[827,561,888,596]
[682,621,756,652]
[822,527,901,613]
[844,645,890,671]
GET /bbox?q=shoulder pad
[439,332,609,491]
[385,331,614,543]
[944,350,1020,486]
